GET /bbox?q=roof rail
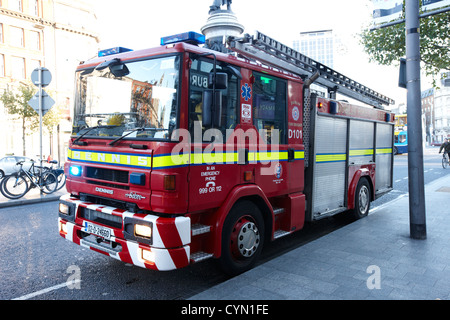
[227,31,395,109]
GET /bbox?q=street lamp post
[405,0,427,240]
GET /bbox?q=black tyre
[443,154,449,169]
[219,200,265,275]
[351,178,371,220]
[55,170,66,191]
[1,174,29,199]
[42,172,58,194]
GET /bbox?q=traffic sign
[28,89,55,116]
[31,67,52,87]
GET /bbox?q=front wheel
[219,200,265,275]
[351,178,371,220]
[1,174,29,199]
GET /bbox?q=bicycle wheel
[443,155,449,169]
[41,172,58,194]
[55,170,66,191]
[1,174,29,199]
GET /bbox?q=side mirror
[202,90,222,128]
[208,72,228,90]
[110,63,130,77]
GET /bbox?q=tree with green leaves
[1,83,63,157]
[359,2,449,87]
[0,84,38,156]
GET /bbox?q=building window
[0,54,4,77]
[30,0,39,16]
[31,59,41,71]
[10,0,22,12]
[11,57,25,79]
[10,27,24,47]
[29,31,40,50]
[0,24,3,43]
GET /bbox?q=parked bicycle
[42,159,66,191]
[442,153,449,169]
[0,159,58,199]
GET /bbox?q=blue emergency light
[98,47,133,57]
[161,31,205,46]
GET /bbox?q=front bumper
[58,194,191,271]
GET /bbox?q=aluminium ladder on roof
[227,31,395,109]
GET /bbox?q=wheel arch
[348,168,374,210]
[211,185,274,258]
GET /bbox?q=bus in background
[394,130,408,154]
[394,114,407,155]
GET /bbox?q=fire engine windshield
[72,55,180,141]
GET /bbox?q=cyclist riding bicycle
[439,138,450,160]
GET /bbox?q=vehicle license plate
[82,221,111,240]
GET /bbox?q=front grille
[78,207,123,229]
[86,167,129,183]
[87,180,129,190]
[79,193,139,213]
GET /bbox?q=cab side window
[189,58,239,140]
[252,72,287,144]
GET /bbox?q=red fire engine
[58,31,395,275]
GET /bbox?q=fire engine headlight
[59,203,69,215]
[135,224,152,239]
[69,165,82,176]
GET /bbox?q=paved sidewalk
[189,174,450,300]
[0,187,66,208]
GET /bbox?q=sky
[93,0,418,108]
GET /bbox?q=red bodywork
[58,42,394,270]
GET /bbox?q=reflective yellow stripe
[349,149,374,157]
[376,148,393,154]
[248,151,288,162]
[316,153,347,163]
[68,149,151,168]
[153,154,189,169]
[295,151,305,160]
[68,149,306,170]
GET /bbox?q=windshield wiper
[108,127,168,146]
[73,125,118,145]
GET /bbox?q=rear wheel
[443,154,449,169]
[351,178,371,220]
[219,200,265,275]
[42,172,58,194]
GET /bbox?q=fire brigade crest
[275,163,283,179]
[292,106,300,121]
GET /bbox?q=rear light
[164,175,176,190]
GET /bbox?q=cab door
[186,56,241,212]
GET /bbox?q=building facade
[0,0,99,161]
[421,73,450,145]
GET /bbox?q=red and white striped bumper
[58,194,191,271]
